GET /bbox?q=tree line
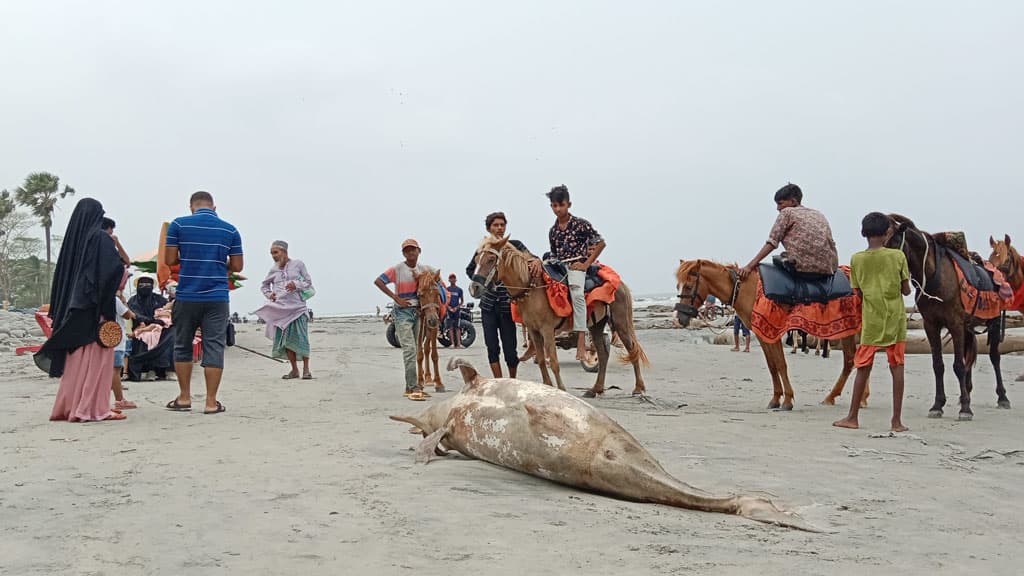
[1,172,74,309]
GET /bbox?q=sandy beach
[2,309,1023,576]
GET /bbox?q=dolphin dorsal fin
[446,357,485,388]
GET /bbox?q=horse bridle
[674,261,741,320]
[473,246,535,301]
[895,226,944,303]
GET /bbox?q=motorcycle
[383,303,477,349]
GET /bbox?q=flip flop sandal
[165,399,192,411]
[301,374,313,380]
[406,392,427,401]
[104,412,127,421]
[282,373,300,380]
[204,401,227,415]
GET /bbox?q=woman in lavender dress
[254,241,314,379]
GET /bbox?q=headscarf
[272,240,289,251]
[34,198,125,376]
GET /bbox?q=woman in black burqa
[36,198,128,422]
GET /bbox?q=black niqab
[35,198,125,377]
[128,279,167,325]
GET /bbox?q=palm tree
[14,172,75,288]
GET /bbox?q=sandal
[103,412,127,421]
[115,400,137,410]
[165,399,191,411]
[301,373,313,380]
[203,401,227,415]
[405,392,427,401]
[282,372,300,380]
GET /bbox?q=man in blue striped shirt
[163,191,243,414]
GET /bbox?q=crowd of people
[38,191,315,422]
[33,182,945,431]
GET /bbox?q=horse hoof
[780,404,794,412]
[820,397,836,406]
[582,390,600,399]
[958,412,973,421]
[927,410,943,419]
[767,401,781,410]
[997,400,1011,409]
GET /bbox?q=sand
[2,311,1023,575]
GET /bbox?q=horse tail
[614,283,651,368]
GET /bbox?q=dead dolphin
[390,358,819,532]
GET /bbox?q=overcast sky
[2,1,1021,314]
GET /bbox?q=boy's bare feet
[891,422,909,433]
[730,346,739,352]
[832,418,859,429]
[744,347,750,353]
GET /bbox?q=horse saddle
[543,261,606,293]
[758,262,852,305]
[944,247,996,292]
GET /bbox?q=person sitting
[125,276,174,381]
[739,183,839,281]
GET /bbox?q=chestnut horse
[415,270,444,392]
[674,260,859,411]
[988,234,1023,383]
[886,215,1010,420]
[470,236,648,397]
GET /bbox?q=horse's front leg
[953,326,973,421]
[923,320,947,418]
[584,323,610,398]
[430,336,444,391]
[545,329,565,391]
[759,339,785,409]
[989,320,1010,408]
[531,328,553,387]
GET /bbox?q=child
[834,212,912,432]
[112,291,137,411]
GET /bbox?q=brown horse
[989,234,1023,383]
[674,260,859,411]
[469,236,648,397]
[886,215,1010,420]
[415,270,444,392]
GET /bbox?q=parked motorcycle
[383,303,476,349]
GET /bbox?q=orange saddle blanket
[512,264,621,323]
[954,259,1013,320]
[749,266,862,343]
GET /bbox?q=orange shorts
[854,342,906,368]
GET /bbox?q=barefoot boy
[834,212,912,432]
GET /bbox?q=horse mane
[499,242,530,285]
[415,270,440,299]
[675,259,739,286]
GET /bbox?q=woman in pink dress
[35,198,127,422]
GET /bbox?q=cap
[448,273,457,279]
[401,238,420,250]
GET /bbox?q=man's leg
[567,269,587,360]
[171,302,202,407]
[498,309,520,379]
[394,308,420,393]
[481,307,503,378]
[198,302,230,411]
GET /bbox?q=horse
[886,215,1010,420]
[415,270,445,392]
[989,234,1024,383]
[674,260,859,411]
[469,236,649,397]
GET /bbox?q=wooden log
[905,334,1024,355]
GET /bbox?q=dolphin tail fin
[446,357,484,388]
[735,496,826,533]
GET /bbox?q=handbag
[97,320,123,348]
[298,274,316,301]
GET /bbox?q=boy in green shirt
[834,212,912,432]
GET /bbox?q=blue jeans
[393,306,420,392]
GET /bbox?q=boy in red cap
[375,239,437,400]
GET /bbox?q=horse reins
[897,227,944,303]
[675,261,741,319]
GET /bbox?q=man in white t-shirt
[112,293,137,411]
